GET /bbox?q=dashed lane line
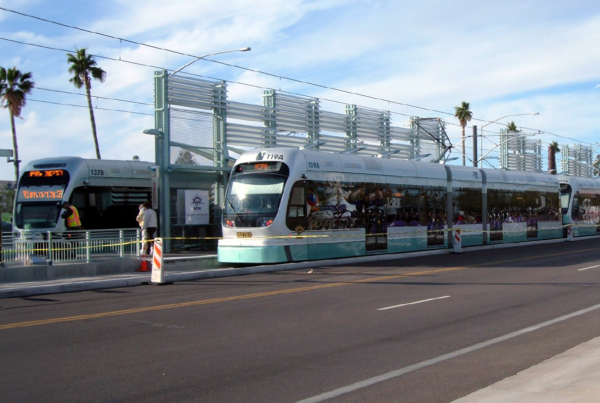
[1,246,598,331]
[378,296,450,311]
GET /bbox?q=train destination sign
[18,188,64,201]
[28,170,65,178]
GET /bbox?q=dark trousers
[143,227,157,254]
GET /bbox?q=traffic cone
[136,259,151,272]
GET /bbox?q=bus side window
[286,181,307,231]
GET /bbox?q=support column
[213,81,228,222]
[263,90,277,147]
[154,70,171,253]
[345,105,358,152]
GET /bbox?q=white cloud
[1,0,600,179]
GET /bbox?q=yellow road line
[0,266,466,331]
[1,246,598,331]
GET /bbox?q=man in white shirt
[139,201,157,256]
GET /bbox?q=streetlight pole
[146,48,250,253]
[477,112,539,168]
[170,47,251,76]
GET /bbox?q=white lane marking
[296,302,600,403]
[578,265,600,271]
[378,296,451,311]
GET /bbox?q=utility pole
[472,125,478,167]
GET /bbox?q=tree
[67,48,106,159]
[0,188,15,223]
[132,155,140,161]
[0,67,35,182]
[174,149,198,165]
[506,121,519,132]
[454,101,473,166]
[593,155,600,177]
[548,141,560,175]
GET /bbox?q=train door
[560,185,572,224]
[365,186,387,252]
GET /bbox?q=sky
[0,0,599,181]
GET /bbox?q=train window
[571,192,600,231]
[454,187,482,225]
[560,188,571,215]
[488,189,560,241]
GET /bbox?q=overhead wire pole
[479,113,539,168]
[170,47,250,76]
[472,125,477,167]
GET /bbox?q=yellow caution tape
[1,223,590,255]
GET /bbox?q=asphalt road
[1,239,600,403]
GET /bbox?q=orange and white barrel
[566,225,574,242]
[453,228,462,253]
[151,238,164,283]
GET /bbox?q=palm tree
[454,101,473,166]
[67,48,106,159]
[548,141,560,175]
[506,121,519,132]
[0,67,35,182]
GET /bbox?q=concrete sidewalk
[453,336,600,402]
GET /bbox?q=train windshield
[15,170,70,230]
[224,162,289,228]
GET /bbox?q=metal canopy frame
[499,129,542,172]
[561,144,593,177]
[152,70,449,251]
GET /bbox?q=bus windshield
[15,169,70,230]
[224,174,286,228]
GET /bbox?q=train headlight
[225,219,235,227]
[256,218,274,227]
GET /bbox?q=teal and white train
[559,175,600,236]
[218,148,599,264]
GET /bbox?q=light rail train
[13,157,153,237]
[218,148,600,263]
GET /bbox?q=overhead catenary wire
[36,87,153,105]
[0,6,568,134]
[0,8,591,146]
[0,36,428,123]
[28,99,154,116]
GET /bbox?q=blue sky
[0,0,599,180]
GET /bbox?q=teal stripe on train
[218,241,365,264]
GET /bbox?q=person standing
[136,204,145,254]
[61,202,83,231]
[140,201,157,256]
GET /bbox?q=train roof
[234,148,561,190]
[20,156,154,181]
[557,175,600,192]
[482,168,559,188]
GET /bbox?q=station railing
[1,229,142,265]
